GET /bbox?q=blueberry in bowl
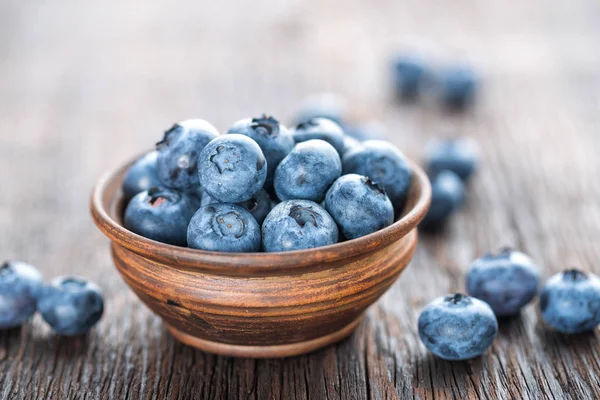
[291,118,346,156]
[0,261,43,329]
[201,188,273,224]
[122,151,161,202]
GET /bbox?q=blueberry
[325,174,394,239]
[341,135,361,157]
[294,93,348,125]
[37,276,104,335]
[274,139,342,202]
[187,204,261,253]
[392,54,428,100]
[122,151,161,201]
[342,140,412,208]
[438,65,478,110]
[198,134,267,203]
[291,118,346,155]
[466,248,540,316]
[0,261,42,329]
[227,115,294,188]
[156,119,219,191]
[124,187,200,246]
[418,293,498,361]
[419,171,465,232]
[201,188,273,224]
[262,200,338,252]
[424,137,479,182]
[539,269,600,334]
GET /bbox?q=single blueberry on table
[291,118,346,156]
[294,93,348,125]
[37,276,104,335]
[418,293,498,361]
[438,65,478,110]
[274,139,342,203]
[124,187,200,246]
[198,134,267,203]
[226,115,294,188]
[419,171,465,232]
[187,204,261,253]
[201,188,273,224]
[424,137,479,182]
[324,174,394,239]
[392,54,428,100]
[156,119,219,191]
[122,151,161,201]
[262,200,338,252]
[466,248,540,317]
[0,261,43,329]
[539,269,600,334]
[342,140,412,208]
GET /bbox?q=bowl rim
[90,154,431,273]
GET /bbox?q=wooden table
[1,0,599,398]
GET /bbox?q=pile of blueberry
[0,261,104,335]
[122,105,413,252]
[418,248,600,361]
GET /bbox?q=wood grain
[1,0,600,398]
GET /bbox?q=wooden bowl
[90,157,431,358]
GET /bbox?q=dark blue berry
[292,118,346,155]
[0,261,42,329]
[419,171,465,232]
[122,151,161,201]
[418,293,498,361]
[201,188,273,224]
[124,187,200,246]
[392,54,428,100]
[438,65,478,110]
[274,139,341,202]
[262,200,338,252]
[424,137,479,182]
[467,248,540,316]
[325,174,394,239]
[198,134,267,203]
[540,269,600,334]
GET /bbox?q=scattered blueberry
[227,115,294,188]
[342,140,412,208]
[325,174,394,239]
[419,171,465,232]
[540,269,600,334]
[466,248,540,316]
[262,200,338,252]
[198,134,267,203]
[37,276,104,335]
[201,188,273,224]
[122,151,161,201]
[0,261,43,329]
[424,137,479,182]
[292,118,346,155]
[294,93,348,125]
[187,204,261,253]
[418,293,498,361]
[438,65,478,110]
[274,139,342,202]
[156,119,219,191]
[392,54,428,100]
[124,187,200,246]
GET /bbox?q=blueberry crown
[156,123,182,149]
[289,205,318,228]
[251,115,279,137]
[444,293,471,305]
[295,119,320,130]
[60,277,87,290]
[563,268,588,282]
[147,187,179,206]
[361,176,387,195]
[0,261,12,277]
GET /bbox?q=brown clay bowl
[90,156,431,358]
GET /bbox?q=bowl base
[167,314,365,358]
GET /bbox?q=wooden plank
[1,0,600,398]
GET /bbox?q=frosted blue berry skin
[262,200,338,252]
[198,134,267,203]
[342,140,412,208]
[418,294,498,361]
[226,115,294,188]
[122,151,161,201]
[467,248,540,316]
[324,174,394,239]
[156,119,219,191]
[187,204,261,253]
[291,118,346,156]
[419,171,465,232]
[274,139,342,203]
[201,188,273,225]
[37,276,104,336]
[540,269,600,334]
[0,261,43,329]
[124,187,200,246]
[424,137,479,182]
